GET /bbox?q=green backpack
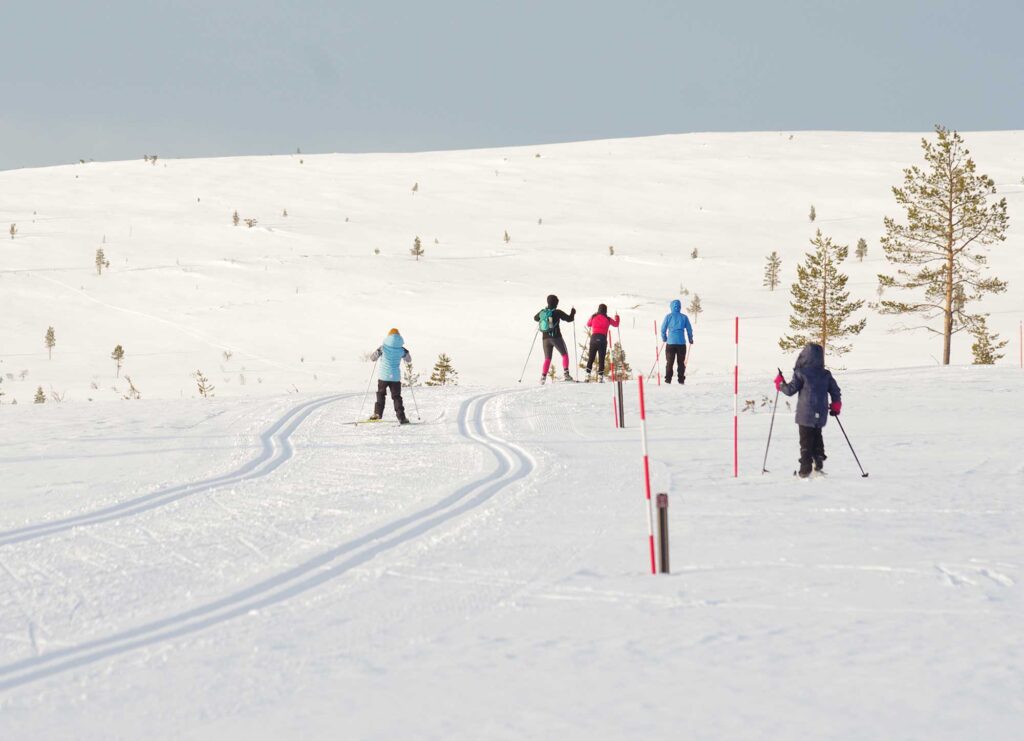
[537,308,555,334]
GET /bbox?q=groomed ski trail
[0,394,351,547]
[0,390,534,690]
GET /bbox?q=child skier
[369,328,412,424]
[534,294,576,383]
[774,342,842,478]
[660,299,694,384]
[585,304,620,382]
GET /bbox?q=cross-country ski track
[0,390,534,691]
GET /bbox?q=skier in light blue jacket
[660,299,694,384]
[369,328,411,423]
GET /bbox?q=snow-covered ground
[1,133,1022,738]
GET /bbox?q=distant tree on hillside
[690,247,699,259]
[878,126,1009,365]
[244,218,257,228]
[970,317,1007,365]
[411,182,419,193]
[426,354,458,386]
[764,251,782,290]
[193,369,214,397]
[809,205,817,222]
[282,208,288,217]
[45,326,55,360]
[855,238,868,262]
[34,386,46,404]
[9,224,16,240]
[608,245,615,256]
[95,248,109,275]
[780,230,866,357]
[123,376,141,400]
[411,236,424,261]
[503,230,511,244]
[232,210,240,226]
[111,345,125,377]
[687,294,703,323]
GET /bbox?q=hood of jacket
[795,343,824,369]
[670,299,682,313]
[384,333,405,349]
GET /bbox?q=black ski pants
[542,334,569,360]
[374,380,407,420]
[665,344,687,383]
[798,425,826,473]
[586,334,608,375]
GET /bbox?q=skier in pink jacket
[585,304,620,382]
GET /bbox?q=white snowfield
[1,133,1022,738]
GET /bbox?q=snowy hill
[2,131,1022,402]
[1,133,1022,739]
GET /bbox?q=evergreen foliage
[970,317,1007,365]
[111,344,125,377]
[95,248,109,275]
[34,386,46,404]
[855,238,868,262]
[411,236,424,260]
[426,353,458,386]
[690,247,699,259]
[687,294,703,323]
[878,126,1009,365]
[9,223,16,239]
[232,210,240,226]
[609,341,632,380]
[764,251,782,290]
[779,230,866,356]
[45,326,55,359]
[193,369,214,397]
[402,359,421,387]
[504,230,511,244]
[809,205,816,222]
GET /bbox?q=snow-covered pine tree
[111,344,125,377]
[687,294,703,323]
[426,354,458,386]
[855,238,868,262]
[970,317,1007,365]
[34,386,46,404]
[763,251,782,290]
[403,359,421,387]
[878,126,1009,365]
[411,236,424,261]
[779,230,866,357]
[45,326,55,360]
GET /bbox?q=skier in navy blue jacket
[775,343,842,477]
[660,299,694,384]
[369,328,411,423]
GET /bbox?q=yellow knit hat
[388,328,400,335]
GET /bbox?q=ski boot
[398,416,411,425]
[598,373,605,384]
[368,413,381,421]
[563,370,574,382]
[539,375,547,385]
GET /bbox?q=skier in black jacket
[774,343,842,478]
[534,294,576,384]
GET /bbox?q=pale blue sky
[2,0,1022,170]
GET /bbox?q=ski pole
[761,368,782,474]
[646,343,665,381]
[358,358,378,420]
[517,330,540,383]
[834,416,869,477]
[408,382,421,421]
[572,317,579,381]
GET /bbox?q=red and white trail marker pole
[1019,320,1022,369]
[638,375,656,574]
[733,316,739,478]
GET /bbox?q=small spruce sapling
[9,224,16,240]
[687,294,703,323]
[193,369,214,397]
[691,247,699,259]
[111,345,125,377]
[403,359,421,387]
[970,317,1007,364]
[411,236,424,261]
[608,245,615,256]
[34,387,46,404]
[809,205,817,222]
[45,326,56,359]
[95,248,109,275]
[855,238,868,262]
[232,210,240,226]
[504,230,511,244]
[426,353,458,386]
[764,251,782,291]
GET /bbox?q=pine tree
[608,245,615,256]
[111,344,125,377]
[402,359,421,387]
[764,251,782,290]
[878,126,1009,365]
[412,182,418,193]
[503,230,511,244]
[45,326,55,360]
[34,386,46,404]
[855,238,868,262]
[9,224,16,240]
[411,236,424,261]
[970,317,1007,365]
[232,210,240,226]
[687,294,703,323]
[609,341,632,380]
[690,247,699,259]
[809,205,816,222]
[95,248,107,275]
[779,230,866,357]
[193,369,214,397]
[426,353,458,386]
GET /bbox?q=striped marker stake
[639,375,656,574]
[733,316,739,478]
[653,320,661,386]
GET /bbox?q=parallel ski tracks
[0,390,534,691]
[0,394,351,548]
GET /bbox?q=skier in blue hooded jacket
[774,343,842,478]
[369,328,412,423]
[660,299,694,384]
